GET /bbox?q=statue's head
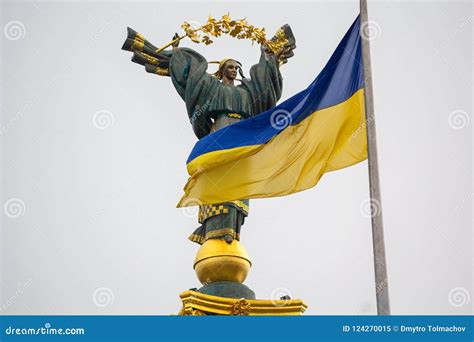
[212,58,245,81]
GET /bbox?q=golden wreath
[177,14,289,55]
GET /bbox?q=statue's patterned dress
[169,47,283,244]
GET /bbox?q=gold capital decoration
[232,298,251,315]
[178,290,307,316]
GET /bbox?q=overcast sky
[1,0,472,315]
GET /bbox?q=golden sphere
[194,239,252,284]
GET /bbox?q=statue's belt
[198,200,249,224]
[191,111,248,125]
[225,113,245,120]
[212,112,249,120]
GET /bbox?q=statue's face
[222,60,239,81]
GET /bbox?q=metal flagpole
[359,0,391,315]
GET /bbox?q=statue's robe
[169,47,283,244]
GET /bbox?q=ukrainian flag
[178,16,367,207]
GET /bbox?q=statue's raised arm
[241,24,296,115]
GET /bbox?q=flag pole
[359,0,391,315]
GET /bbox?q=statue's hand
[261,43,271,54]
[261,42,296,65]
[276,43,296,65]
[267,24,296,65]
[172,33,180,50]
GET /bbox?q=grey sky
[1,0,472,315]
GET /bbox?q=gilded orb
[193,239,252,284]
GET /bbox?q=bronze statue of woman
[122,25,296,245]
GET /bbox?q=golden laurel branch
[156,14,289,55]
